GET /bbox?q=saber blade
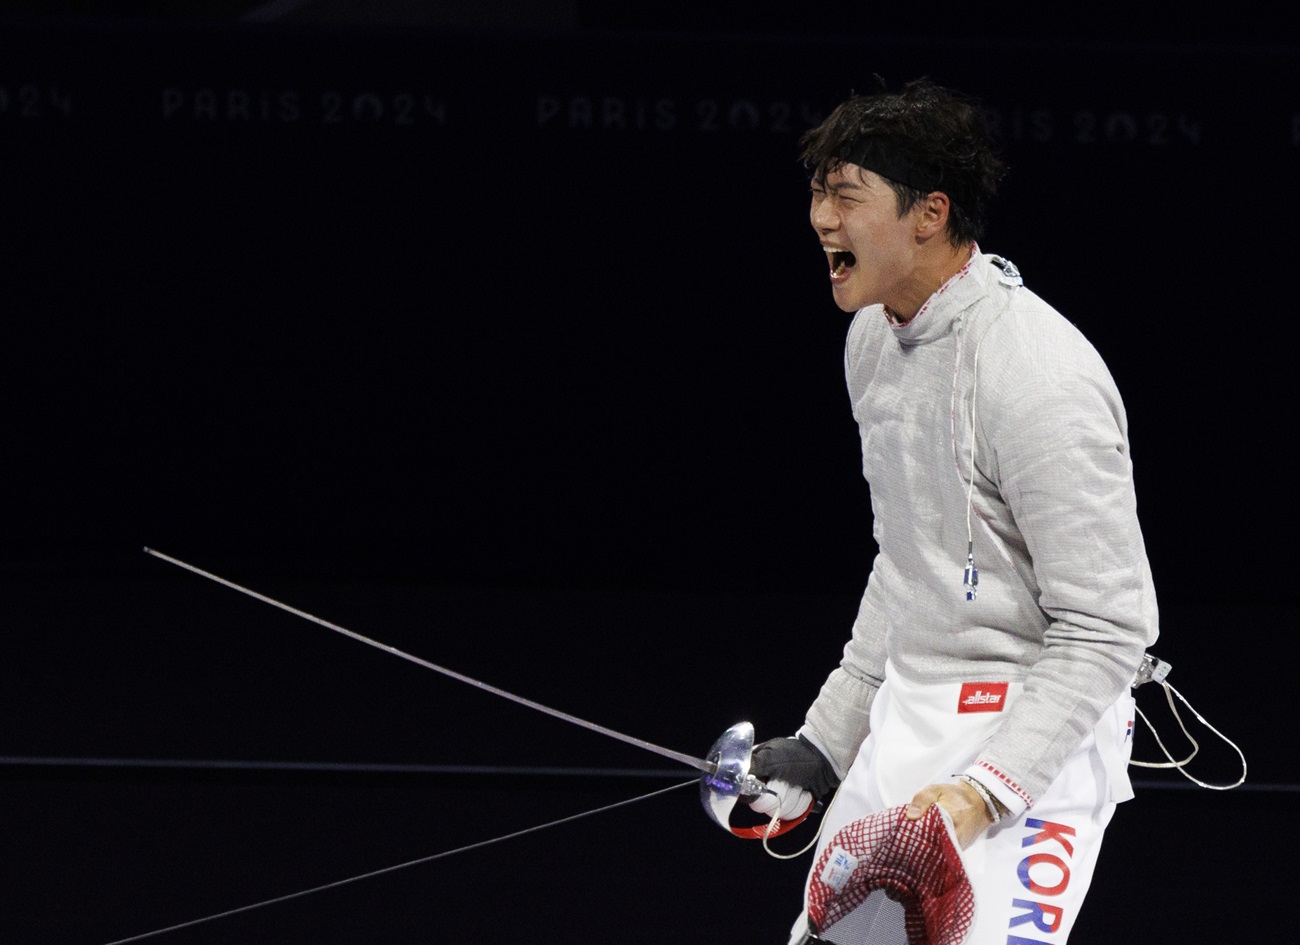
[143,548,715,775]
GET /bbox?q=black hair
[800,78,1006,246]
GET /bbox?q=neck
[887,242,975,324]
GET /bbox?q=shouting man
[750,79,1158,944]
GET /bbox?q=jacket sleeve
[967,320,1158,810]
[796,308,890,778]
[797,576,888,778]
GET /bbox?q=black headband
[841,136,958,206]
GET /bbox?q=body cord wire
[103,779,695,944]
[1131,682,1246,790]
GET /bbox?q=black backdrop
[3,13,1297,945]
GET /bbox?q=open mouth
[828,249,857,277]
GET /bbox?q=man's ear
[915,191,951,239]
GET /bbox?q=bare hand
[904,780,993,849]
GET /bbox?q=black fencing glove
[748,734,840,820]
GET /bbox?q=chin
[831,286,868,313]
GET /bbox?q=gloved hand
[747,734,839,820]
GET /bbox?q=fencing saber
[142,547,813,839]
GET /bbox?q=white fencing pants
[791,663,1136,945]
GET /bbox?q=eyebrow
[824,180,866,195]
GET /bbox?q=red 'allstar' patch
[957,682,1009,713]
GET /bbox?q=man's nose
[811,199,838,232]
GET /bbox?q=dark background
[2,4,1295,943]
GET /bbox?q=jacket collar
[882,246,987,347]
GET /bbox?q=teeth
[826,248,853,278]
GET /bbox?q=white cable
[1131,682,1246,790]
[948,260,1018,601]
[761,802,826,860]
[102,779,696,944]
[964,322,992,551]
[1131,682,1198,770]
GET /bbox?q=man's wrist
[961,762,1029,819]
[955,774,1004,825]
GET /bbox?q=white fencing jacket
[800,250,1159,813]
